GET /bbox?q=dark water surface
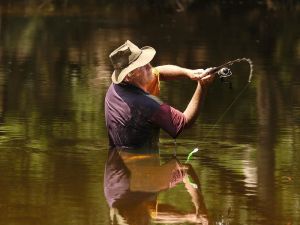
[0,4,300,225]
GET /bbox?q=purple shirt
[105,83,186,152]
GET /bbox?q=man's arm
[183,81,204,127]
[183,71,214,128]
[155,65,206,81]
[149,68,214,136]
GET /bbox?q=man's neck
[125,80,148,93]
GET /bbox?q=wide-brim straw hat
[109,40,156,84]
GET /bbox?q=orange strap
[146,67,160,96]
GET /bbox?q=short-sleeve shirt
[105,82,186,152]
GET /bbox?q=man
[105,40,214,153]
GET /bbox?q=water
[0,3,300,225]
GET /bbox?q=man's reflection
[104,149,209,225]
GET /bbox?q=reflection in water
[104,149,209,225]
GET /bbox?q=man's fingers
[200,74,215,86]
[202,67,216,75]
[193,67,216,78]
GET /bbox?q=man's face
[138,63,153,83]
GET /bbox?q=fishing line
[202,82,250,141]
[173,139,177,157]
[183,58,254,162]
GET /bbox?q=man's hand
[199,67,215,87]
[188,68,216,87]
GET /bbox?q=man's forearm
[155,65,193,80]
[183,82,207,128]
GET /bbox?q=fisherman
[105,40,215,153]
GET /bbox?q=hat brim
[111,46,156,84]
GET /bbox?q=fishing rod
[206,58,254,83]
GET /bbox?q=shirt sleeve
[150,104,187,138]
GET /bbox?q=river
[0,3,299,225]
